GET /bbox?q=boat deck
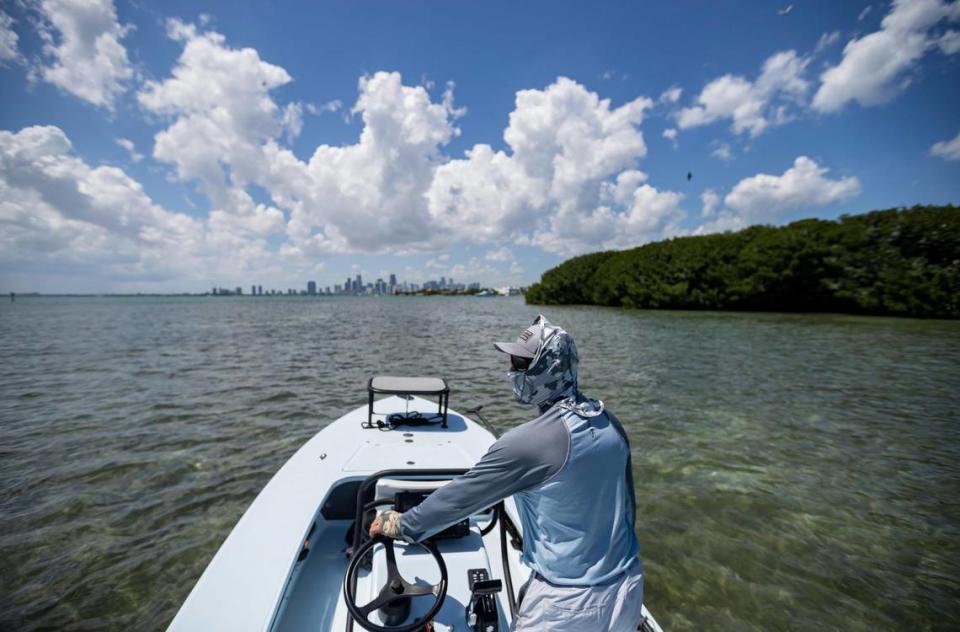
[167,395,662,632]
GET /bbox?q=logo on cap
[518,329,534,342]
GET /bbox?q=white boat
[168,376,664,632]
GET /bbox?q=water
[1,296,958,631]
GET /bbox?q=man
[370,315,644,631]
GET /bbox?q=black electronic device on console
[465,568,502,632]
[394,491,470,539]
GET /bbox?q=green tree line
[525,205,960,318]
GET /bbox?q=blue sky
[1,0,958,293]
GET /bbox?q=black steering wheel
[343,534,448,632]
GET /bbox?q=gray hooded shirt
[399,317,640,586]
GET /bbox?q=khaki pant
[511,560,644,632]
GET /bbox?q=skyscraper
[307,280,317,295]
[258,285,263,296]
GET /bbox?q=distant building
[258,285,263,296]
[307,280,317,295]
[236,287,242,295]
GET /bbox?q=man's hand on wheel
[369,510,403,539]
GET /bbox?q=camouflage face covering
[508,316,604,416]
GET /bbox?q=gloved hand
[369,510,403,539]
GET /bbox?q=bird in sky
[778,4,793,15]
[687,171,693,182]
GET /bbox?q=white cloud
[114,137,142,162]
[677,50,809,136]
[711,143,734,162]
[318,99,342,112]
[723,156,860,223]
[693,213,746,236]
[36,0,133,109]
[938,29,960,54]
[484,246,513,261]
[858,5,873,22]
[0,10,19,62]
[694,157,859,236]
[662,128,678,142]
[425,253,450,269]
[428,77,679,255]
[280,102,304,143]
[448,257,499,283]
[133,25,682,263]
[701,189,721,217]
[0,125,315,290]
[137,19,298,244]
[814,31,841,54]
[930,131,960,160]
[812,0,960,112]
[1,126,198,278]
[659,86,682,104]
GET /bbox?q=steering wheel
[343,534,448,632]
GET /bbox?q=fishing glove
[369,510,403,539]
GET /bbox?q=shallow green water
[1,296,958,631]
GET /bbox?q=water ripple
[1,297,959,631]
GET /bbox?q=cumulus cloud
[724,156,860,222]
[0,10,19,62]
[36,0,133,109]
[137,19,297,248]
[662,128,678,142]
[1,126,199,278]
[812,0,960,112]
[0,125,315,290]
[930,131,960,160]
[677,49,810,137]
[694,157,860,235]
[428,78,684,254]
[142,25,682,258]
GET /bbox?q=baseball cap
[493,316,545,359]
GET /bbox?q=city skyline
[210,272,487,297]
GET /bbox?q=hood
[508,316,604,417]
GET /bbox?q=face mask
[508,370,530,403]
